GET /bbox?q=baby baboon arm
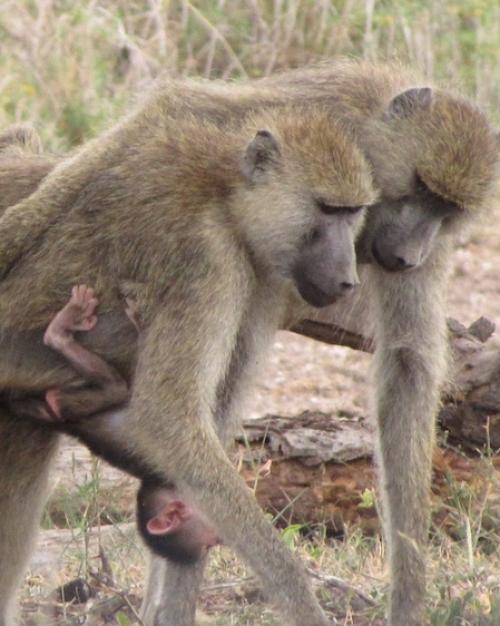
[127,302,330,626]
[369,246,450,626]
[120,280,147,332]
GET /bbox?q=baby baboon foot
[45,389,64,421]
[44,284,98,348]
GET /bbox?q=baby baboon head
[360,87,499,272]
[137,481,220,564]
[236,107,378,307]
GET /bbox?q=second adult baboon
[0,101,377,626]
[143,65,500,626]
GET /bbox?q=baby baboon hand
[124,296,142,332]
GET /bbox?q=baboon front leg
[127,305,329,626]
[370,253,449,626]
[141,293,286,626]
[0,411,60,626]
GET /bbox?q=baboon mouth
[371,242,415,273]
[371,241,393,271]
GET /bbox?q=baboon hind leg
[0,411,59,626]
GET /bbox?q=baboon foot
[45,389,63,420]
[44,284,98,348]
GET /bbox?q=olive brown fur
[0,100,377,626]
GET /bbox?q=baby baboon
[10,283,219,565]
[10,284,128,422]
[0,101,377,626]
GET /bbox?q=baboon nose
[395,256,416,270]
[340,281,357,292]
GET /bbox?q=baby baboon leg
[0,410,59,625]
[369,249,449,626]
[8,396,59,422]
[141,556,205,626]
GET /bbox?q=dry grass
[0,0,499,153]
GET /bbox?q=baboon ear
[386,87,433,120]
[242,129,281,182]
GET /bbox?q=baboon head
[236,109,378,307]
[359,87,499,272]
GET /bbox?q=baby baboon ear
[386,87,433,120]
[242,129,281,183]
[146,500,193,536]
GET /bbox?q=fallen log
[238,410,500,537]
[238,317,500,535]
[291,316,500,450]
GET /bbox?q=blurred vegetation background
[0,0,498,152]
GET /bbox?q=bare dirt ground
[22,204,500,625]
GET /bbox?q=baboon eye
[316,200,364,215]
[414,175,462,216]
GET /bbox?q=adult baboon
[132,64,500,626]
[0,100,377,626]
[0,61,498,626]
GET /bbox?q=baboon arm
[125,305,329,626]
[141,556,205,626]
[369,248,449,626]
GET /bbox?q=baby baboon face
[361,87,499,272]
[238,111,377,307]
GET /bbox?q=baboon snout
[293,220,359,307]
[371,207,443,272]
[372,239,424,272]
[292,257,359,308]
